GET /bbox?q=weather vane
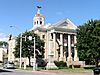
[37,0,42,10]
[37,6,41,9]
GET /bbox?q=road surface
[0,68,93,75]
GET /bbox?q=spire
[33,6,44,29]
[37,6,41,14]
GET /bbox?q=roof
[34,13,44,18]
[48,18,77,29]
[33,27,47,32]
[32,18,77,33]
[52,27,76,33]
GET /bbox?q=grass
[14,65,93,73]
[59,68,92,73]
[14,65,33,70]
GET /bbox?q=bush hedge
[54,61,67,69]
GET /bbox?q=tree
[77,19,100,65]
[0,41,8,47]
[14,30,45,66]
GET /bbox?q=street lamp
[28,36,36,71]
[19,33,22,69]
[10,26,22,69]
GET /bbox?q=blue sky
[0,0,100,41]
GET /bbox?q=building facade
[32,6,79,66]
[0,45,8,63]
[8,36,16,62]
[8,6,81,66]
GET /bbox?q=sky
[0,0,100,41]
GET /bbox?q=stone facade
[8,6,80,66]
[0,47,4,62]
[0,45,8,63]
[8,37,16,62]
[33,19,79,66]
[32,6,79,66]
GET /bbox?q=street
[0,68,94,75]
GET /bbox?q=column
[53,33,56,59]
[48,33,52,55]
[46,31,49,59]
[74,35,79,61]
[67,34,72,64]
[59,34,63,61]
[46,33,58,69]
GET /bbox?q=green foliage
[84,66,95,69]
[73,65,81,68]
[0,61,3,63]
[54,61,67,69]
[77,19,100,65]
[14,30,45,65]
[0,41,8,47]
[36,58,47,68]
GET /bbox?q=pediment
[53,19,77,30]
[57,21,68,28]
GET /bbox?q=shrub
[54,61,67,69]
[0,61,3,63]
[84,66,95,69]
[74,65,81,68]
[36,58,47,68]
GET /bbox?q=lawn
[59,68,93,73]
[14,65,93,73]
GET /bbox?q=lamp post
[28,36,36,71]
[19,33,22,69]
[10,26,22,69]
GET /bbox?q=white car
[3,63,15,69]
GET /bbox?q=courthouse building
[8,6,81,66]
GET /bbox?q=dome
[35,13,44,18]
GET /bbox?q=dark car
[3,62,15,69]
[93,65,100,75]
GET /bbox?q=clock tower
[33,6,44,28]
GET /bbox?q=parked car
[3,62,15,69]
[93,65,100,75]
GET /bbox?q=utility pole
[28,36,36,70]
[10,25,22,69]
[19,33,22,69]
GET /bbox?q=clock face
[40,18,42,20]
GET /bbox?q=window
[42,35,45,39]
[40,18,42,20]
[34,22,36,25]
[40,21,42,25]
[51,33,53,39]
[37,21,38,24]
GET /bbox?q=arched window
[37,21,38,24]
[40,21,42,25]
[34,22,36,25]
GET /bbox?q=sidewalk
[0,67,94,75]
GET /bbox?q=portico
[45,19,79,66]
[49,32,78,60]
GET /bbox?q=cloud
[0,33,8,42]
